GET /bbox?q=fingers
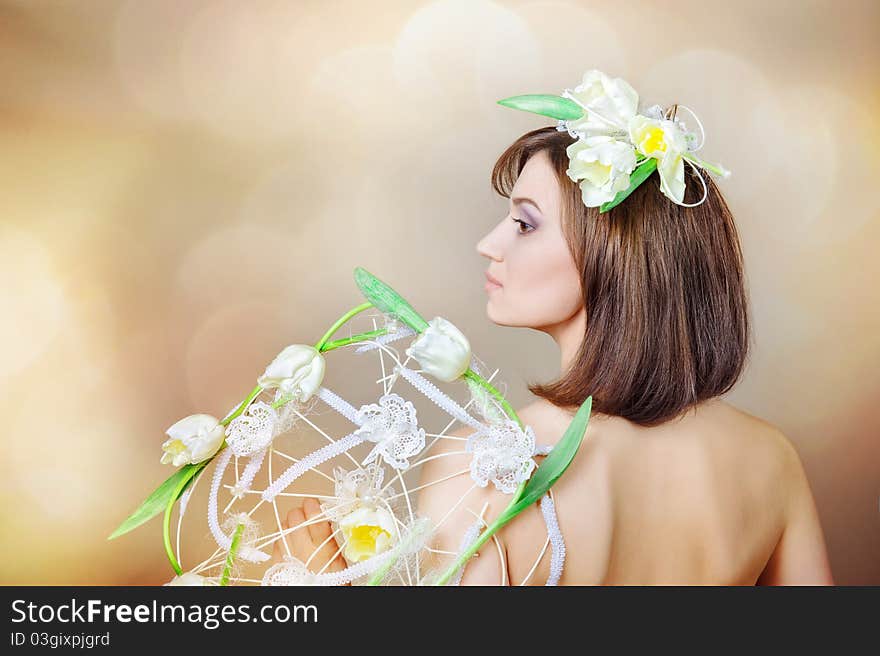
[273,498,348,575]
[285,506,315,562]
[272,522,286,561]
[303,498,331,543]
[302,497,347,573]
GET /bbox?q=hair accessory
[497,69,731,213]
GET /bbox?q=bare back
[417,397,834,585]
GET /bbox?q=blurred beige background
[1,0,877,585]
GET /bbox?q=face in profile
[476,149,584,332]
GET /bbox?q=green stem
[220,385,263,427]
[434,505,518,586]
[314,302,374,351]
[220,522,246,586]
[161,460,211,574]
[431,472,528,586]
[462,368,523,429]
[162,502,182,576]
[163,471,195,575]
[320,328,388,352]
[270,394,294,410]
[682,152,729,177]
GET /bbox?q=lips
[485,272,502,287]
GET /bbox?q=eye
[511,215,535,235]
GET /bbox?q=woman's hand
[272,497,348,579]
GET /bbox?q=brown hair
[491,127,751,427]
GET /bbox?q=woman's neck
[543,304,587,374]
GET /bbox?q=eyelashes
[510,215,535,235]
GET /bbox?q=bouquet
[109,267,592,585]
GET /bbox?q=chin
[485,299,517,327]
[485,299,502,325]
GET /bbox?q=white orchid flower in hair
[563,69,639,137]
[497,68,731,213]
[566,135,638,207]
[628,114,691,204]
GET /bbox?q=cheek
[495,238,582,326]
[521,267,582,323]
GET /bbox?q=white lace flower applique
[224,400,280,457]
[354,393,426,470]
[321,462,397,522]
[466,419,537,494]
[262,556,320,586]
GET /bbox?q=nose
[476,220,504,262]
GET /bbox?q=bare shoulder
[414,420,518,584]
[417,399,618,585]
[506,399,615,584]
[517,396,800,485]
[701,401,828,547]
[725,403,821,512]
[709,400,804,476]
[414,400,605,585]
[717,404,835,584]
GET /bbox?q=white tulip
[404,316,471,383]
[257,344,325,402]
[165,571,218,586]
[566,135,637,207]
[161,414,225,467]
[338,506,397,563]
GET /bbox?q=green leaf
[506,395,592,515]
[353,267,429,333]
[497,94,584,121]
[599,158,657,213]
[108,461,208,540]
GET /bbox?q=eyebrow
[511,196,542,213]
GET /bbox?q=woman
[273,126,834,585]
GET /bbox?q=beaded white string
[540,490,566,586]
